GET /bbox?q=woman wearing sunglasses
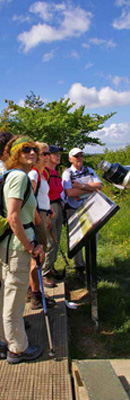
[28,142,56,310]
[0,136,44,364]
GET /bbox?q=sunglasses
[74,153,84,158]
[22,146,38,154]
[41,152,50,156]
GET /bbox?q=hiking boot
[25,286,32,303]
[31,291,56,310]
[30,292,43,310]
[42,276,56,288]
[0,343,7,360]
[7,345,42,364]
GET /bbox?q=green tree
[0,92,115,152]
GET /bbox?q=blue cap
[49,145,63,153]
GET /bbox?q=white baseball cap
[69,147,83,158]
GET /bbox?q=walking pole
[36,256,55,357]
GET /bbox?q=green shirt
[1,170,36,251]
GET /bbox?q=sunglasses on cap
[22,146,38,154]
[74,153,84,158]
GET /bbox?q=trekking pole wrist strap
[30,239,39,257]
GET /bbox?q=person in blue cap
[42,145,63,279]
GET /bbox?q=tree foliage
[0,92,115,152]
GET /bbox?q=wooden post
[85,235,99,330]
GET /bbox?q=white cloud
[112,76,123,86]
[86,122,130,153]
[12,14,31,23]
[82,42,90,49]
[113,1,130,29]
[66,83,130,108]
[54,3,66,11]
[115,0,130,6]
[18,3,93,52]
[67,51,79,59]
[112,75,130,86]
[113,10,130,29]
[61,7,92,35]
[58,80,64,84]
[42,49,54,62]
[89,37,116,48]
[0,0,12,3]
[85,62,93,69]
[29,2,52,21]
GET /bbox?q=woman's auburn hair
[4,136,39,170]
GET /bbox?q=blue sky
[0,0,130,153]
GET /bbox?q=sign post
[67,191,119,330]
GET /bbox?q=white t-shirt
[0,160,6,176]
[28,169,50,210]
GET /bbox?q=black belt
[6,222,35,264]
[23,222,35,229]
[50,199,62,205]
[39,209,53,215]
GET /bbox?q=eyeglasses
[74,153,84,159]
[22,146,38,154]
[41,152,50,156]
[51,152,60,156]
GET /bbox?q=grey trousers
[42,202,63,274]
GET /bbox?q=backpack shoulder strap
[44,167,61,184]
[0,171,11,215]
[1,170,31,209]
[83,166,95,176]
[32,167,41,197]
[44,167,51,183]
[22,176,31,206]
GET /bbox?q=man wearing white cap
[62,147,102,275]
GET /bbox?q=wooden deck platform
[1,280,130,400]
[0,282,73,400]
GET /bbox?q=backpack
[0,170,31,242]
[44,166,61,184]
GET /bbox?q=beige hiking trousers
[0,248,31,353]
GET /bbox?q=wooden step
[72,360,129,400]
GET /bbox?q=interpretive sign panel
[67,191,119,259]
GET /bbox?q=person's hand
[72,181,83,189]
[32,244,45,263]
[47,218,52,230]
[50,207,55,218]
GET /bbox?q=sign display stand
[67,191,119,330]
[85,235,98,329]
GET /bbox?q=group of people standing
[0,131,102,365]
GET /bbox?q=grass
[55,190,130,360]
